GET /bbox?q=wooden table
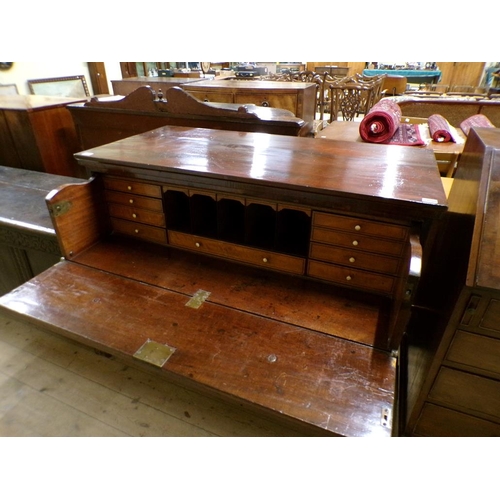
[181,80,317,122]
[111,77,206,96]
[0,126,447,437]
[317,120,466,177]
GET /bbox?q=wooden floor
[0,311,306,437]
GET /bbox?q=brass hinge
[48,200,72,217]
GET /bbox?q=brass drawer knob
[262,257,268,263]
[349,257,356,263]
[346,275,352,281]
[132,213,137,218]
[134,229,139,234]
[354,224,361,231]
[127,185,132,191]
[129,199,134,204]
[195,242,201,247]
[352,240,359,246]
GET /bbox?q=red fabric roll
[460,114,495,135]
[359,99,402,143]
[428,114,453,143]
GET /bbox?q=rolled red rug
[359,99,402,143]
[460,114,495,135]
[428,114,454,142]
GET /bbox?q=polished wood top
[76,125,447,214]
[317,120,466,156]
[181,80,317,91]
[112,76,205,87]
[0,95,87,111]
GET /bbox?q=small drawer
[429,367,500,420]
[169,231,305,275]
[313,212,408,241]
[234,93,297,111]
[105,190,164,212]
[108,204,166,227]
[110,218,167,244]
[446,330,500,376]
[307,260,396,295]
[309,242,402,275]
[311,227,405,257]
[104,177,162,198]
[186,91,233,104]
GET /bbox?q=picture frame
[28,75,90,97]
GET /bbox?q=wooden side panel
[45,177,109,259]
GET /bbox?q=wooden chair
[328,79,374,122]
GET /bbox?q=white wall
[0,62,123,95]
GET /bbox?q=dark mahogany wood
[404,128,500,436]
[0,127,448,436]
[68,87,313,151]
[0,95,86,177]
[0,257,396,437]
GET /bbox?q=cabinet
[181,80,317,121]
[406,128,500,436]
[0,166,85,295]
[0,126,447,436]
[111,77,205,96]
[0,95,86,178]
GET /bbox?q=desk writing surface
[76,126,447,212]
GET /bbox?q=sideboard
[0,127,447,436]
[181,80,317,122]
[0,95,86,178]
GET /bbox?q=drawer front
[105,190,164,212]
[186,90,234,104]
[313,212,408,241]
[309,242,402,275]
[446,330,500,376]
[307,260,396,295]
[311,226,405,257]
[429,367,500,420]
[414,403,500,437]
[110,218,167,244]
[104,177,162,198]
[169,231,305,275]
[234,93,297,113]
[108,203,166,227]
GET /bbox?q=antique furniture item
[68,86,313,151]
[0,127,447,436]
[405,128,500,436]
[112,77,205,96]
[0,165,85,295]
[0,95,86,177]
[181,80,317,122]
